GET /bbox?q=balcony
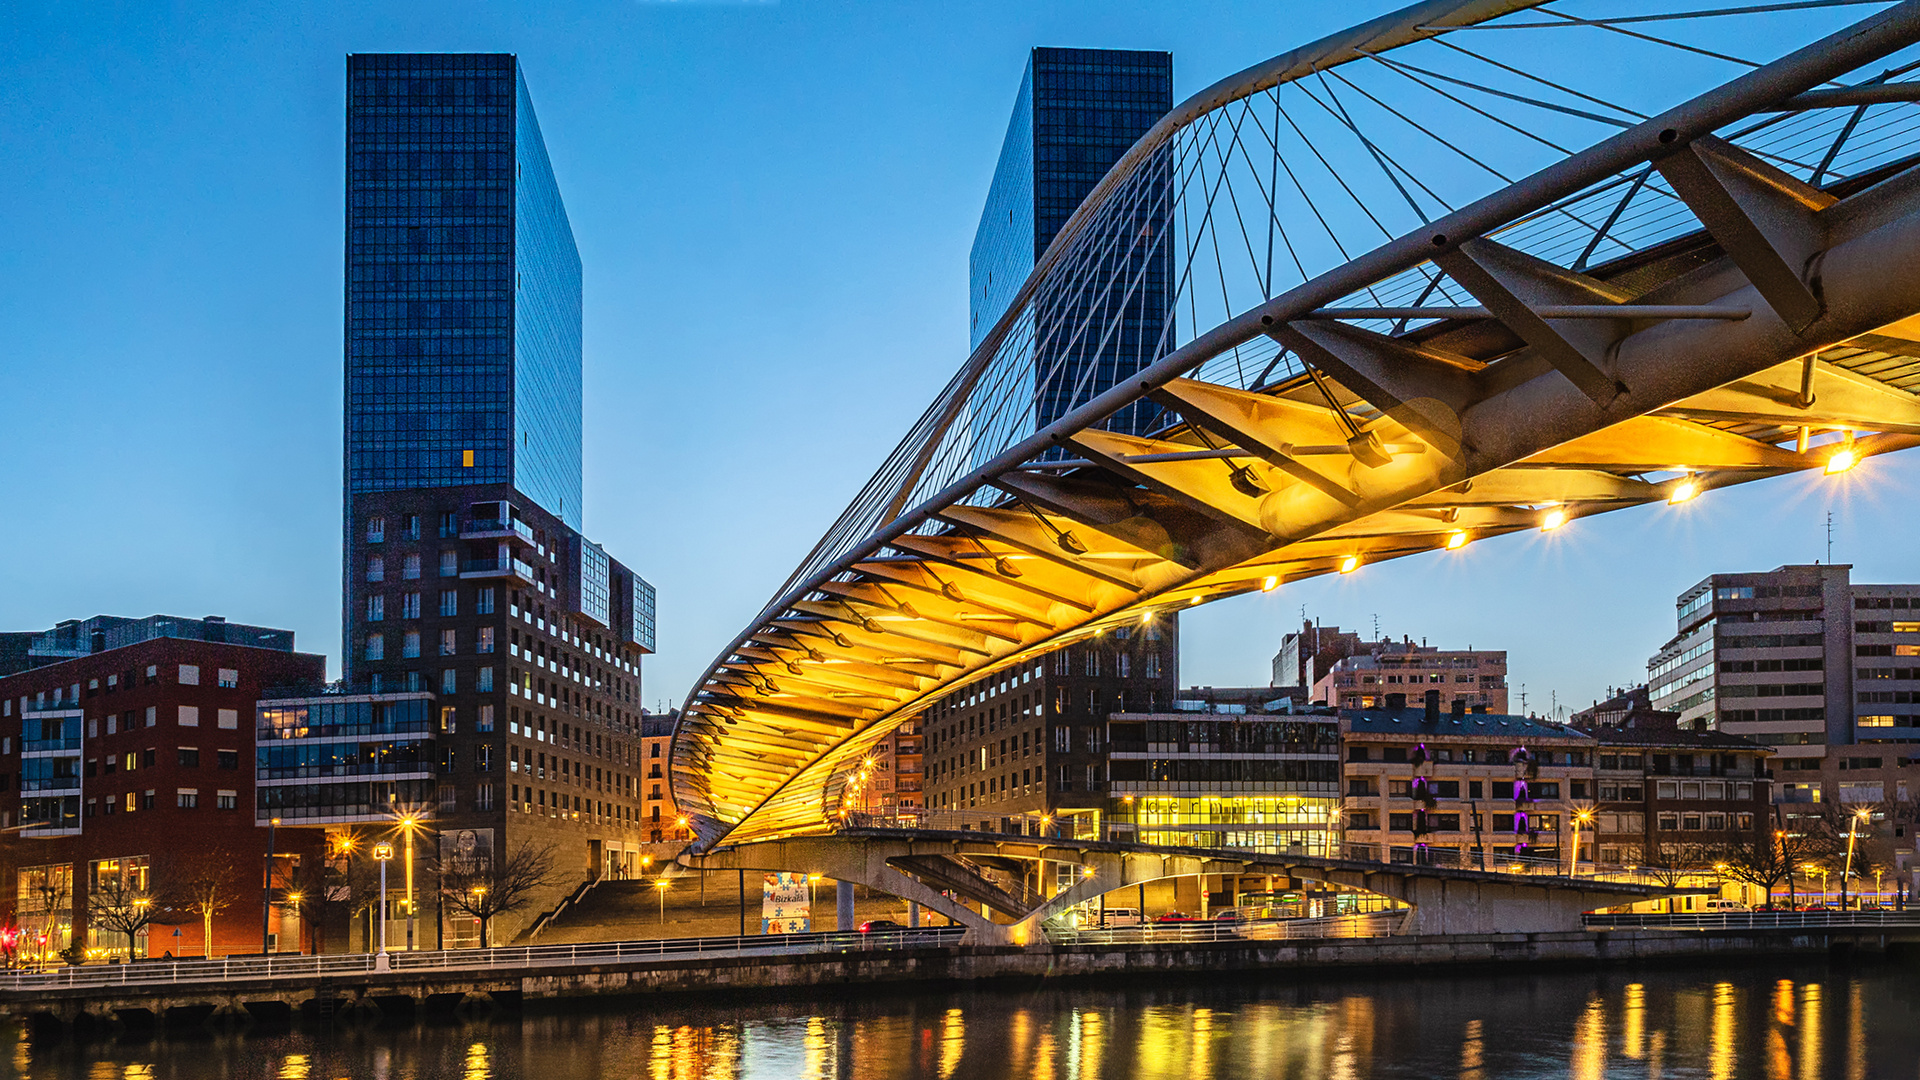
[463,517,535,543]
[462,558,535,584]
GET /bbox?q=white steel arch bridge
[675,0,1920,850]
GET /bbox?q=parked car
[858,919,906,934]
[1155,911,1195,923]
[1212,909,1247,922]
[1100,907,1143,928]
[1703,899,1749,913]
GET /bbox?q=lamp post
[470,886,488,948]
[372,843,394,962]
[1842,806,1871,910]
[654,877,670,926]
[393,812,424,950]
[262,816,280,953]
[1569,808,1595,877]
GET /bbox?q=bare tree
[167,850,234,958]
[21,865,73,962]
[87,871,172,959]
[438,840,559,947]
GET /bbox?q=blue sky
[4,1,1916,720]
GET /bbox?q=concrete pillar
[908,901,920,928]
[836,879,855,931]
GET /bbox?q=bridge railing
[0,926,971,993]
[841,815,1662,882]
[1583,911,1920,931]
[1046,910,1404,946]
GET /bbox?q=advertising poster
[761,872,810,933]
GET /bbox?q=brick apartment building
[1313,639,1509,715]
[0,615,326,959]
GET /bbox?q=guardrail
[1583,911,1920,931]
[0,926,971,993]
[1045,910,1405,946]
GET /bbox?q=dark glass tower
[346,53,581,525]
[330,56,657,939]
[969,48,1174,456]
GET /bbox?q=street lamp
[1569,808,1595,877]
[372,842,394,960]
[391,811,426,950]
[1842,807,1872,910]
[654,877,671,926]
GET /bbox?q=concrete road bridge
[686,829,1704,943]
[672,0,1920,856]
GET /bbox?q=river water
[5,960,1919,1079]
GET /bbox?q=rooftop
[2,614,296,676]
[1342,707,1592,741]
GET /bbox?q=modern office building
[337,53,656,941]
[968,47,1174,459]
[1340,695,1594,862]
[0,615,327,959]
[1105,691,1341,854]
[1313,639,1509,715]
[922,619,1179,837]
[1271,622,1369,693]
[1646,565,1920,755]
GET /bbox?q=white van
[1101,907,1143,928]
[1704,899,1749,913]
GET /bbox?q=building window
[476,587,496,615]
[367,555,385,582]
[477,705,495,732]
[178,665,200,686]
[367,595,385,622]
[402,593,421,619]
[478,667,495,693]
[217,668,239,688]
[439,511,458,538]
[216,790,238,810]
[367,516,386,543]
[440,551,458,578]
[440,590,459,617]
[1116,653,1131,678]
[217,750,237,769]
[177,748,199,767]
[475,784,495,810]
[441,629,458,656]
[365,634,385,661]
[442,669,458,694]
[218,709,238,730]
[477,627,495,654]
[403,631,421,659]
[404,553,422,580]
[177,789,198,809]
[403,514,420,541]
[178,706,199,727]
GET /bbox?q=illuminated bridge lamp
[1540,507,1568,531]
[1338,555,1360,575]
[1668,475,1699,504]
[1826,443,1859,474]
[1445,530,1467,550]
[1261,575,1279,592]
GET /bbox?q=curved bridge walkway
[688,829,1703,944]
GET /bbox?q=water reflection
[5,962,1919,1080]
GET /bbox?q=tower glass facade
[346,54,583,528]
[968,48,1174,460]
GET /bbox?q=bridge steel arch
[675,0,1920,848]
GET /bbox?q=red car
[859,919,906,933]
[1154,911,1195,923]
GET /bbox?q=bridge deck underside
[673,2,1920,848]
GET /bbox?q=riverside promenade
[6,912,1918,1036]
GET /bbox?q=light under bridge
[672,0,1920,882]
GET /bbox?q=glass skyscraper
[969,48,1174,456]
[346,53,582,527]
[332,56,658,929]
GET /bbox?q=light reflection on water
[4,962,1918,1080]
